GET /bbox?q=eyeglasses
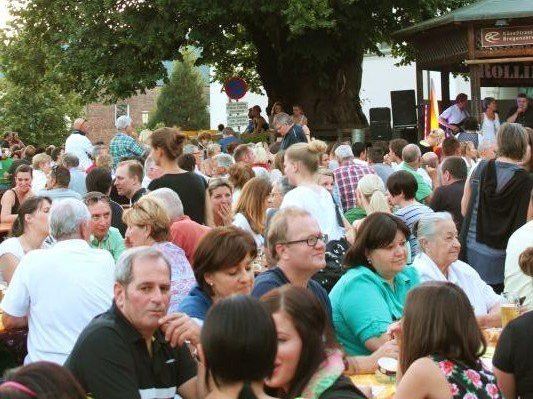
[83,192,110,205]
[279,233,328,248]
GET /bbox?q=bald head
[402,144,422,165]
[72,118,89,134]
[421,151,438,169]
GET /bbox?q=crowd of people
[0,94,531,399]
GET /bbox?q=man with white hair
[332,144,375,211]
[109,115,145,168]
[0,199,115,365]
[212,153,234,178]
[65,118,94,171]
[274,112,307,150]
[148,188,210,263]
[400,144,432,203]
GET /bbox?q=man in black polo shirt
[65,247,198,399]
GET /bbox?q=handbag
[312,198,349,292]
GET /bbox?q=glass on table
[501,292,520,328]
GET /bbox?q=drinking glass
[501,292,520,328]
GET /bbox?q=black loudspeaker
[390,90,417,127]
[369,107,391,124]
[394,126,418,144]
[369,107,392,141]
[370,122,392,141]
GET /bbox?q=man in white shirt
[505,194,533,309]
[439,93,470,133]
[0,198,115,365]
[65,118,94,171]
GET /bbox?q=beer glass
[501,292,520,328]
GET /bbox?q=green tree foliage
[0,25,84,146]
[148,54,209,130]
[6,0,470,132]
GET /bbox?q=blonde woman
[232,177,272,248]
[31,153,52,192]
[352,174,390,230]
[122,196,196,311]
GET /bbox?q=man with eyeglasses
[273,112,308,151]
[85,192,126,262]
[252,207,332,317]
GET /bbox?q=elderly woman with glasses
[413,212,502,328]
[329,212,419,356]
[122,196,196,312]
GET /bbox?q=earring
[367,258,372,265]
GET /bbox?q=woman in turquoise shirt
[330,212,420,356]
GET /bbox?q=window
[114,103,130,121]
[141,111,149,125]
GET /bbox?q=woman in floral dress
[395,282,502,399]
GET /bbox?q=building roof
[395,0,533,37]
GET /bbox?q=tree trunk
[253,44,368,140]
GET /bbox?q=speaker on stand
[390,90,419,144]
[369,107,392,141]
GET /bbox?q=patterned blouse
[431,354,502,399]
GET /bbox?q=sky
[0,0,11,29]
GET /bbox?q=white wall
[208,55,520,130]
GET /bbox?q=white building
[209,46,520,130]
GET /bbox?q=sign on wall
[481,26,533,48]
[479,63,533,79]
[226,101,249,128]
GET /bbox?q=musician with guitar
[438,93,470,135]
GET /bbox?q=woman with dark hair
[0,361,86,398]
[261,286,366,399]
[232,177,272,248]
[461,122,533,294]
[178,226,257,323]
[395,282,501,399]
[200,295,278,399]
[0,196,51,284]
[480,97,500,144]
[148,127,208,225]
[329,212,419,356]
[1,164,34,223]
[208,178,234,227]
[160,227,257,349]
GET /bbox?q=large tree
[4,0,469,134]
[0,25,84,146]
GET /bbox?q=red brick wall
[85,88,160,144]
